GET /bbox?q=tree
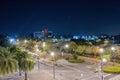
[73,53,78,59]
[25,40,36,52]
[68,41,77,53]
[92,46,99,57]
[0,47,18,78]
[0,34,11,47]
[56,41,64,51]
[75,45,86,55]
[9,46,23,76]
[85,46,93,56]
[9,46,35,79]
[42,41,52,53]
[19,51,34,80]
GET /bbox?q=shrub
[48,57,58,61]
[54,63,58,66]
[68,58,84,63]
[65,57,69,60]
[48,57,53,61]
[103,66,120,73]
[117,60,120,63]
[73,53,78,59]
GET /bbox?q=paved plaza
[27,59,117,80]
[0,59,119,80]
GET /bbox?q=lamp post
[37,56,40,70]
[16,39,19,45]
[24,40,27,43]
[65,44,69,48]
[36,49,40,70]
[42,42,46,58]
[42,42,46,47]
[99,48,104,80]
[35,45,38,48]
[111,47,115,66]
[101,58,107,80]
[51,52,55,80]
[65,44,69,53]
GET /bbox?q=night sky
[0,0,120,35]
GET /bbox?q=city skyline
[0,0,120,35]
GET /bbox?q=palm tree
[0,47,18,79]
[9,46,23,76]
[20,51,34,80]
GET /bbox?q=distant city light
[73,36,80,39]
[9,38,16,45]
[10,39,14,42]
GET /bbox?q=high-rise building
[33,29,53,40]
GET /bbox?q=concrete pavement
[28,70,54,80]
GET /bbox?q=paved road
[23,49,120,80]
[28,59,114,80]
[109,75,120,80]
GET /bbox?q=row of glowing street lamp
[27,40,114,80]
[50,46,116,80]
[17,39,117,80]
[49,44,69,80]
[99,46,116,80]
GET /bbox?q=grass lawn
[68,58,84,63]
[103,66,120,73]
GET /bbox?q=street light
[111,46,116,66]
[16,39,19,45]
[36,49,40,70]
[100,58,107,80]
[42,42,46,47]
[35,45,38,48]
[37,55,40,70]
[36,48,39,52]
[102,58,107,63]
[111,47,115,51]
[51,52,55,80]
[99,48,104,80]
[24,40,27,43]
[99,48,104,53]
[65,44,69,53]
[65,44,69,48]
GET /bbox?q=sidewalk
[28,70,54,80]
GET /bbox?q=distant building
[33,32,44,39]
[33,29,53,40]
[73,36,80,39]
[52,35,72,42]
[73,35,98,40]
